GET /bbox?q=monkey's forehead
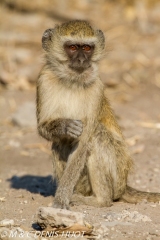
[57,20,95,37]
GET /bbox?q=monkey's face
[64,42,95,73]
[42,21,105,78]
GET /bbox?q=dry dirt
[0,1,160,240]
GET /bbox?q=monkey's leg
[71,162,113,207]
[71,127,115,207]
[71,150,113,207]
[71,124,132,207]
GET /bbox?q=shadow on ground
[8,175,56,197]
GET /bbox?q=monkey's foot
[53,198,70,210]
[71,194,113,208]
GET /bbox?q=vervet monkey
[36,20,160,209]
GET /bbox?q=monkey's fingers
[68,123,83,132]
[67,120,83,138]
[71,120,83,128]
[67,127,82,138]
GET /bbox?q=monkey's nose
[78,56,85,64]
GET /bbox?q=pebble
[12,102,36,128]
[8,140,20,148]
[95,223,109,238]
[0,197,6,202]
[37,207,86,228]
[153,168,159,172]
[47,202,52,207]
[0,219,14,227]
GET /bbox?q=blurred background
[0,0,160,228]
[1,0,160,90]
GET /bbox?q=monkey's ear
[42,28,54,51]
[96,29,105,49]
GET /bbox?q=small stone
[0,197,6,202]
[146,237,152,240]
[37,207,85,228]
[95,223,109,237]
[136,179,141,184]
[150,204,156,208]
[47,202,52,207]
[9,140,20,148]
[12,102,36,128]
[0,219,14,227]
[142,216,152,222]
[153,168,159,172]
[149,230,159,236]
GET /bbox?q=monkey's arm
[37,119,83,141]
[100,96,123,140]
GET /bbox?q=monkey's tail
[121,185,160,203]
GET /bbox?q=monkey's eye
[69,45,77,51]
[82,45,91,51]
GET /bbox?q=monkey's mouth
[69,63,91,74]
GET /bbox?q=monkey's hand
[65,119,83,139]
[38,119,83,141]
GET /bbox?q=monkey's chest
[46,89,93,120]
[58,95,88,119]
[40,80,98,124]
